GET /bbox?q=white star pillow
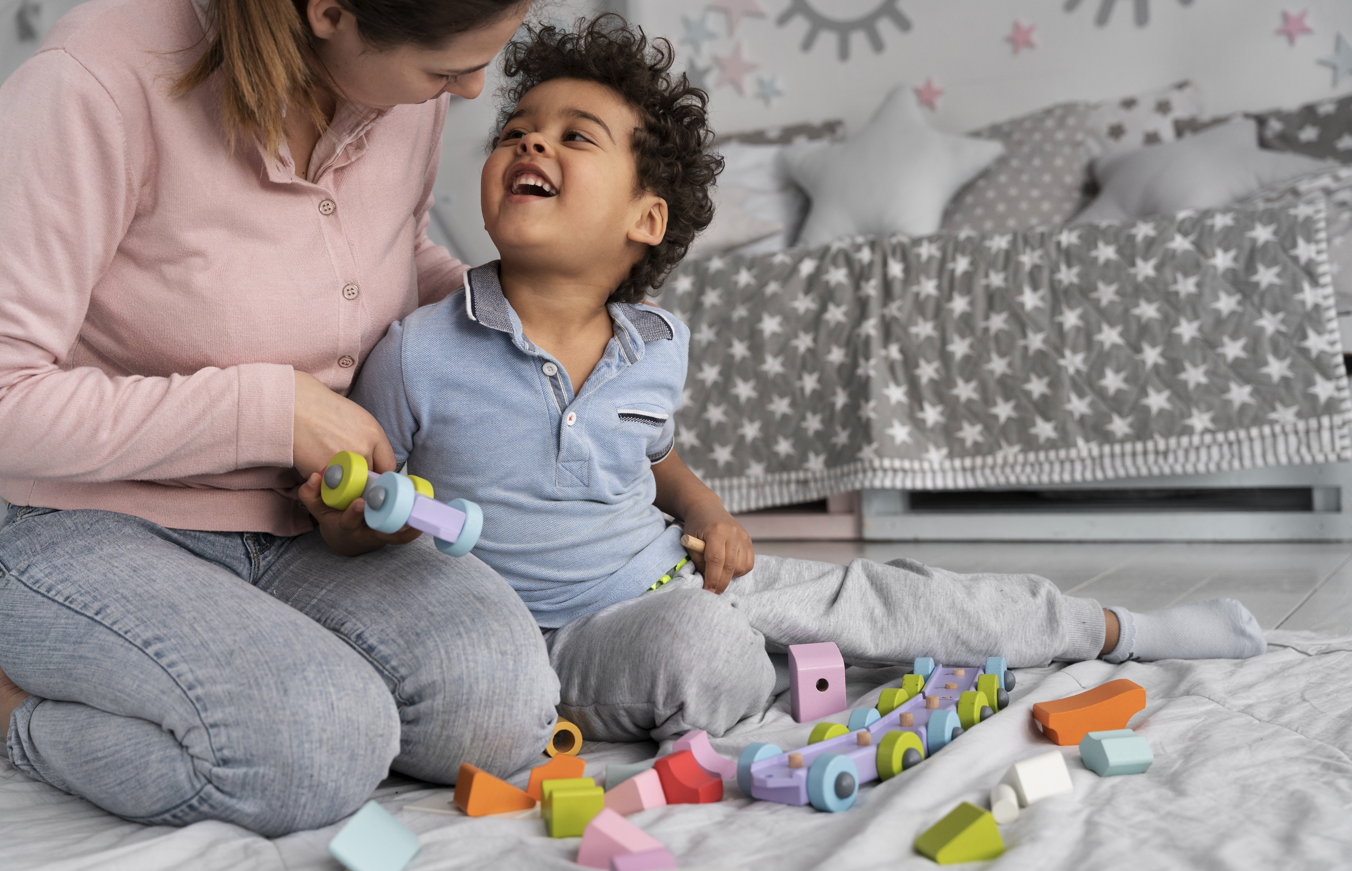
[782,87,1004,247]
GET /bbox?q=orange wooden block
[453,763,537,816]
[1031,679,1147,746]
[527,754,588,801]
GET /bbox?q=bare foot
[0,665,31,727]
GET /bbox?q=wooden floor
[755,540,1352,632]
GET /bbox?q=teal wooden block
[1080,729,1153,777]
[605,759,656,790]
[328,800,421,871]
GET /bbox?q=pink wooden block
[610,847,677,871]
[577,809,666,870]
[788,642,846,722]
[671,730,738,779]
[603,768,667,816]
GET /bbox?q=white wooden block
[1001,749,1074,807]
[989,782,1021,824]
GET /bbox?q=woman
[0,0,555,836]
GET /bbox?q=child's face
[481,78,667,283]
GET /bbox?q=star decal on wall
[708,0,767,37]
[1006,21,1037,54]
[680,13,719,56]
[754,75,784,107]
[1318,33,1352,87]
[1276,10,1314,46]
[712,41,759,96]
[685,60,713,93]
[914,77,944,111]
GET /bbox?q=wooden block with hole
[1031,679,1147,745]
[547,718,583,757]
[527,754,587,801]
[788,642,846,723]
[453,763,537,817]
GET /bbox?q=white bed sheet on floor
[6,630,1352,871]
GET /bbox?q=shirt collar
[464,262,675,363]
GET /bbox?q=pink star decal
[1276,10,1313,45]
[1006,21,1037,55]
[713,41,759,96]
[707,0,767,37]
[914,77,944,111]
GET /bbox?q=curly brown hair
[495,14,723,304]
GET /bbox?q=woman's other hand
[297,471,422,556]
[292,370,397,481]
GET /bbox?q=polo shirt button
[318,199,337,215]
[342,283,360,300]
[542,362,558,377]
[566,411,577,426]
[338,355,355,368]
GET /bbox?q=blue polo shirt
[350,262,691,628]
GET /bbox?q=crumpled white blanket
[6,631,1351,870]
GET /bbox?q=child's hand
[297,471,422,557]
[682,507,754,594]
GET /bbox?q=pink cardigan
[0,0,466,535]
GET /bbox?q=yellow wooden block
[914,802,1005,864]
[542,779,604,838]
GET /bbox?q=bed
[6,630,1351,869]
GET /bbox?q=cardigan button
[318,199,337,215]
[338,355,355,368]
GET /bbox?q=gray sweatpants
[544,555,1105,743]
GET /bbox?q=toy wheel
[1005,670,1016,691]
[902,673,926,697]
[877,687,912,716]
[996,689,1010,710]
[435,498,483,557]
[736,742,781,797]
[980,705,995,722]
[912,657,936,682]
[957,690,991,730]
[926,709,962,755]
[876,730,926,780]
[976,674,1001,710]
[407,475,435,498]
[847,707,881,731]
[321,450,368,510]
[809,722,849,744]
[984,656,1008,690]
[806,753,858,813]
[364,472,416,533]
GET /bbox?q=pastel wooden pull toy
[1031,679,1147,745]
[528,754,587,801]
[453,763,537,817]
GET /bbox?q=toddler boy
[305,16,1265,743]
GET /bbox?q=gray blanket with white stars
[652,198,1352,513]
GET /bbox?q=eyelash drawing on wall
[1062,0,1196,28]
[776,0,912,62]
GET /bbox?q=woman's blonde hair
[174,0,526,155]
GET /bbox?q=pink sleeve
[412,94,468,307]
[0,50,295,484]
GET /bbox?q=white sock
[1102,599,1266,663]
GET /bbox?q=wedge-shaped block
[913,802,1004,864]
[328,800,421,871]
[605,760,655,790]
[610,847,678,871]
[604,768,667,816]
[653,750,722,804]
[1001,750,1073,807]
[789,642,846,722]
[453,763,537,817]
[672,729,738,779]
[528,754,588,801]
[542,778,605,838]
[577,808,667,869]
[1080,729,1153,777]
[1032,679,1146,745]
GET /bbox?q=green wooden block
[914,802,1005,864]
[542,779,605,838]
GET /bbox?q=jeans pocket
[4,504,60,526]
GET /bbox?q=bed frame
[735,462,1352,542]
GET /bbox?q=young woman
[0,0,555,836]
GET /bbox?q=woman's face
[307,0,529,109]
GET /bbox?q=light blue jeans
[0,505,559,836]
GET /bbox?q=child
[303,16,1266,745]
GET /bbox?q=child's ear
[627,195,668,248]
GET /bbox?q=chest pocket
[610,403,675,484]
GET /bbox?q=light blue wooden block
[1080,729,1154,777]
[605,759,656,790]
[328,800,421,871]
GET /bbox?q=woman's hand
[682,503,755,594]
[297,471,422,557]
[292,370,397,481]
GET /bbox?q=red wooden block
[653,750,722,804]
